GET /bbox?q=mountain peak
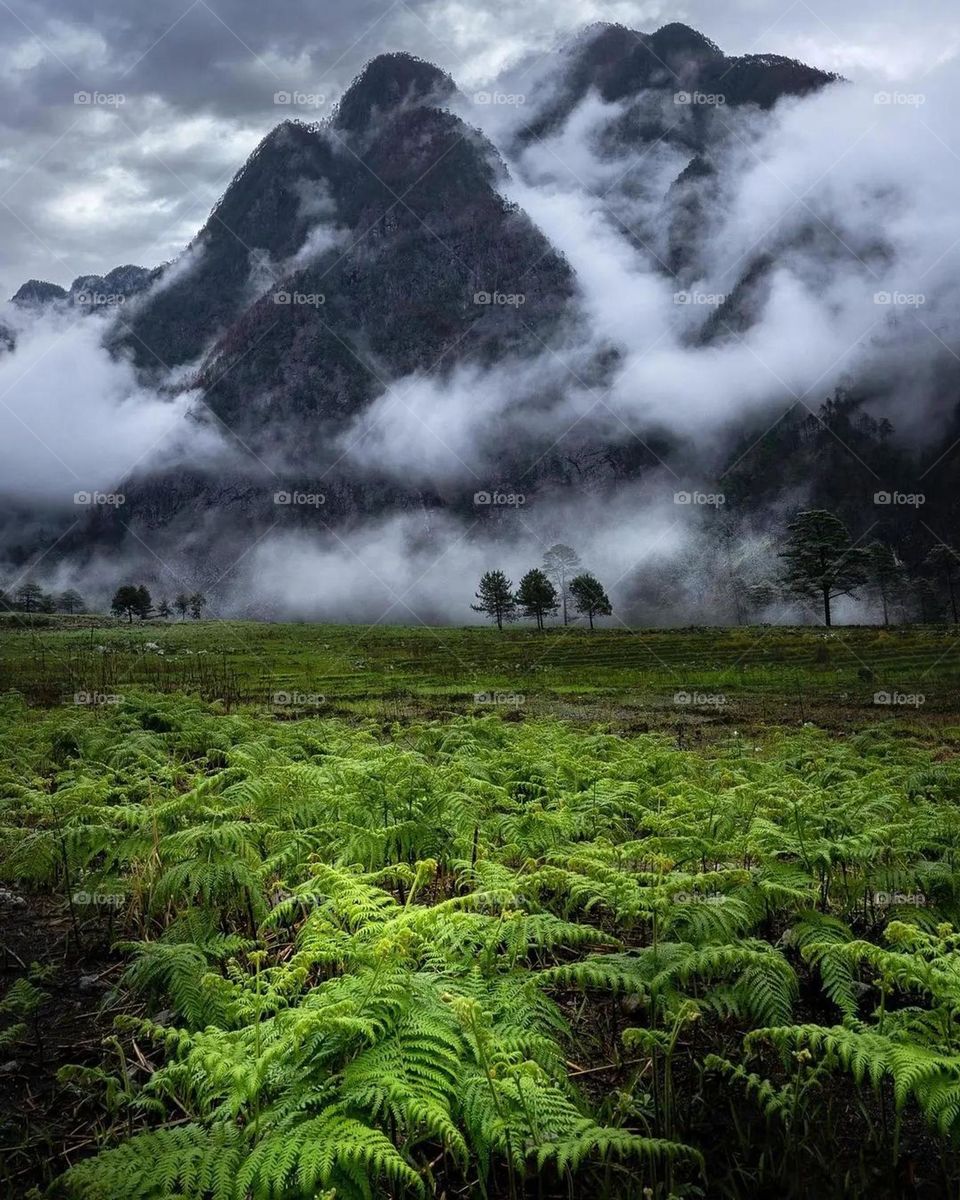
[649,23,723,62]
[334,52,457,133]
[11,279,67,306]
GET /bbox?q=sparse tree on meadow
[15,582,45,612]
[779,510,867,627]
[157,598,172,619]
[135,586,154,620]
[111,584,153,623]
[57,589,86,614]
[515,568,558,631]
[914,575,940,624]
[543,543,581,625]
[471,570,517,630]
[174,592,190,620]
[747,580,781,616]
[925,543,959,624]
[111,585,142,623]
[189,592,207,620]
[865,541,903,627]
[569,572,612,630]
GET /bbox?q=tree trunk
[588,609,594,631]
[881,588,889,627]
[948,571,958,624]
[822,585,831,627]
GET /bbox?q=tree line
[4,510,956,631]
[0,582,87,614]
[0,582,209,622]
[772,509,957,627]
[471,543,613,630]
[471,514,960,630]
[110,586,207,623]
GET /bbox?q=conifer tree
[470,570,517,630]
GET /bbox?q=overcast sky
[0,0,957,293]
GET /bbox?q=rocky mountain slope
[5,22,957,604]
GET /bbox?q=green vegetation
[569,573,613,630]
[779,510,869,628]
[470,571,517,631]
[2,623,960,1196]
[0,617,958,731]
[514,570,559,632]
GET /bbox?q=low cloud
[0,305,224,503]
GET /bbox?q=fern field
[3,690,960,1198]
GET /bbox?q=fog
[0,304,223,503]
[2,33,957,625]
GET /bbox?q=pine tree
[189,592,207,620]
[135,586,153,621]
[111,585,142,623]
[925,543,959,624]
[57,589,86,614]
[174,592,190,620]
[569,572,612,630]
[865,541,903,627]
[543,544,580,625]
[14,582,45,612]
[470,570,516,630]
[779,510,867,627]
[515,569,558,631]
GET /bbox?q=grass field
[2,619,960,1198]
[1,615,958,733]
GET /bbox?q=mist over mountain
[1,21,958,624]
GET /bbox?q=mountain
[101,27,840,452]
[515,22,838,148]
[11,279,68,307]
[69,265,157,307]
[6,22,955,612]
[118,55,572,422]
